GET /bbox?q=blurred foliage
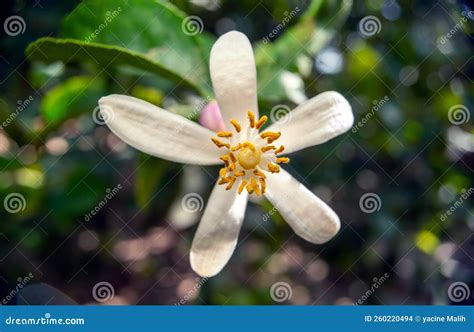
[0,0,473,305]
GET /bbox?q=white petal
[190,182,248,277]
[99,94,221,165]
[210,31,258,129]
[266,91,353,154]
[264,168,340,244]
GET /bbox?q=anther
[219,168,227,178]
[212,138,230,149]
[254,184,261,196]
[220,155,229,167]
[218,177,230,185]
[231,144,242,151]
[261,145,276,153]
[267,163,280,173]
[255,115,268,130]
[248,111,256,128]
[238,180,247,194]
[246,178,256,194]
[217,131,232,138]
[230,119,241,133]
[276,157,290,164]
[275,145,285,154]
[234,170,245,177]
[253,169,266,179]
[259,178,266,194]
[225,177,236,190]
[260,131,281,144]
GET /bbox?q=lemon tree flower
[99,31,354,277]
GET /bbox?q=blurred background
[0,0,473,305]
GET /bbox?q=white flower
[99,31,354,277]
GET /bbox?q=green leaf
[40,75,105,127]
[134,154,169,210]
[26,38,205,95]
[60,0,211,94]
[0,102,34,146]
[255,0,353,102]
[0,156,24,171]
[195,32,217,65]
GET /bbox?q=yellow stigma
[210,111,289,196]
[237,142,261,170]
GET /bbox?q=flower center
[237,142,261,170]
[210,110,290,196]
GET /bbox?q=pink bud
[199,101,226,132]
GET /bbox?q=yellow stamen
[259,178,266,194]
[214,116,289,196]
[238,180,247,194]
[218,177,230,185]
[254,185,261,196]
[246,177,261,196]
[230,119,241,133]
[267,163,280,173]
[246,177,258,194]
[225,177,236,190]
[234,170,245,177]
[219,168,227,178]
[253,169,266,179]
[275,145,285,154]
[261,145,276,153]
[217,131,232,138]
[260,131,281,144]
[246,183,254,194]
[220,155,229,167]
[276,157,290,164]
[231,144,242,151]
[248,111,256,128]
[255,115,268,130]
[212,138,230,149]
